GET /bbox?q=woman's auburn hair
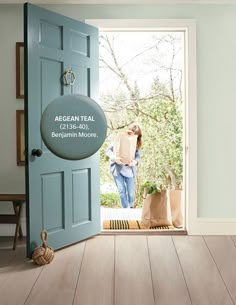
[128,123,142,149]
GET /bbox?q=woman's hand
[129,160,138,166]
[114,157,124,165]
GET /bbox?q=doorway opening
[97,28,186,232]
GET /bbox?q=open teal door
[24,3,101,256]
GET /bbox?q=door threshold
[99,229,187,235]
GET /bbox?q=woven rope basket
[32,230,54,265]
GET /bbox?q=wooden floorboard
[0,249,16,268]
[0,238,26,289]
[0,247,43,305]
[0,249,18,288]
[1,235,236,305]
[148,236,192,305]
[115,235,155,305]
[173,236,234,305]
[204,236,236,304]
[0,237,19,268]
[231,235,236,246]
[0,247,18,290]
[24,242,85,305]
[73,236,114,305]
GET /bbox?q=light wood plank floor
[1,235,236,305]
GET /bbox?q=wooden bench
[0,194,26,250]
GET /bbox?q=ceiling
[0,0,236,4]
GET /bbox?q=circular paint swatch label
[40,94,107,160]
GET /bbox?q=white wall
[0,5,25,235]
[1,3,236,235]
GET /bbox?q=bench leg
[13,202,23,250]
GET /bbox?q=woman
[106,123,142,208]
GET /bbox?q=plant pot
[169,188,183,228]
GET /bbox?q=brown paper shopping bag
[114,132,138,164]
[141,189,172,228]
[169,189,183,227]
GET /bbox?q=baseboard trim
[1,217,236,236]
[197,217,236,223]
[188,217,236,235]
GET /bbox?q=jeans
[113,173,135,208]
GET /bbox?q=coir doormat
[103,220,174,230]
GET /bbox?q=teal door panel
[24,3,101,256]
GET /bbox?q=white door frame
[86,19,197,234]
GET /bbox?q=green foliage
[100,91,183,204]
[99,141,113,185]
[140,181,163,195]
[99,33,183,203]
[138,79,183,190]
[100,193,120,208]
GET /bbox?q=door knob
[32,149,43,157]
